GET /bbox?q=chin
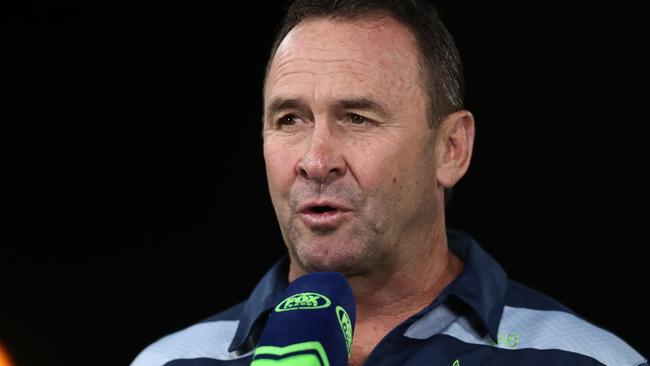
[296,244,364,275]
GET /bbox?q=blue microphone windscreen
[251,272,356,366]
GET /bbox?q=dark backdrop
[2,2,648,365]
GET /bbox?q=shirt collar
[228,257,289,353]
[229,230,508,352]
[445,229,508,340]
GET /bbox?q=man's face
[263,16,443,277]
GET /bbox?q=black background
[2,1,648,365]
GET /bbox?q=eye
[277,114,301,127]
[348,113,369,125]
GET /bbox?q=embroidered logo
[495,332,520,349]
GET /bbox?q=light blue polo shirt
[131,230,647,366]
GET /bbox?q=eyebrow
[266,96,390,119]
[338,96,389,118]
[266,97,307,118]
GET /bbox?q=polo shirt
[131,230,647,365]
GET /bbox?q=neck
[285,219,464,365]
[351,231,462,321]
[346,228,464,366]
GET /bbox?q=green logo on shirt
[494,332,520,348]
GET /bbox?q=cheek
[264,141,300,194]
[349,136,434,208]
[347,148,403,218]
[346,138,403,190]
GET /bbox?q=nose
[296,123,346,184]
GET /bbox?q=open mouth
[309,205,338,214]
[298,201,350,229]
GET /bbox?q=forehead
[265,16,424,104]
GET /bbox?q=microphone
[251,272,356,366]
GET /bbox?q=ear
[436,110,475,188]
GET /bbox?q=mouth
[298,201,351,230]
[306,205,339,214]
[298,200,351,214]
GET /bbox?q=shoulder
[500,280,647,365]
[130,302,249,366]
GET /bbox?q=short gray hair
[264,0,465,128]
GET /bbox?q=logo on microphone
[336,305,353,357]
[252,342,329,366]
[275,292,332,312]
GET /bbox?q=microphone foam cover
[251,272,356,366]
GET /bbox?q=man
[131,1,647,365]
